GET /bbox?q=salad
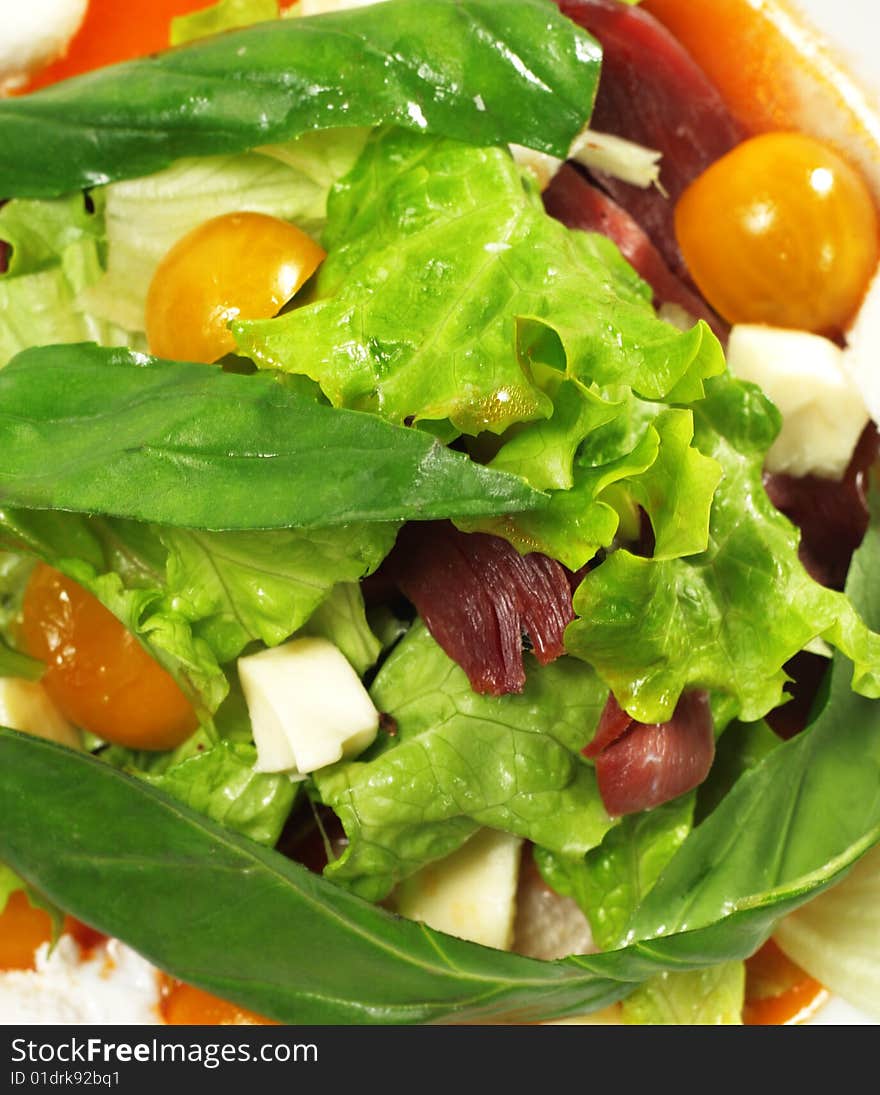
[1,0,879,1027]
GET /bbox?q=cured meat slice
[585,690,714,816]
[763,423,878,590]
[557,0,743,277]
[386,522,575,695]
[544,164,728,339]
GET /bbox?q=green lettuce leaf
[171,0,279,45]
[104,730,297,847]
[315,622,613,902]
[0,638,43,681]
[0,861,63,936]
[0,510,394,719]
[537,795,695,953]
[0,511,229,719]
[620,963,745,1025]
[566,373,880,723]
[0,862,23,915]
[0,195,136,367]
[161,525,395,665]
[301,583,382,677]
[235,130,724,436]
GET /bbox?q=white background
[793,0,880,96]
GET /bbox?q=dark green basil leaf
[0,0,600,199]
[0,344,545,529]
[0,730,638,1024]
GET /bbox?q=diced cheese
[393,829,523,951]
[726,323,869,480]
[0,678,80,750]
[844,267,880,425]
[292,0,388,16]
[238,637,379,776]
[0,0,87,92]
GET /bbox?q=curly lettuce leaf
[235,130,723,436]
[461,390,721,570]
[315,621,613,902]
[566,373,880,723]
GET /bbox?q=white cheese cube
[393,829,523,951]
[0,0,87,91]
[238,637,379,776]
[844,268,880,426]
[0,678,80,749]
[726,324,869,480]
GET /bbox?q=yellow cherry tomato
[675,132,879,332]
[146,212,326,364]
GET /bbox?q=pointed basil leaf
[0,728,642,1024]
[0,0,601,199]
[0,344,545,529]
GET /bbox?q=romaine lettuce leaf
[170,0,278,45]
[0,195,136,367]
[161,525,395,665]
[315,621,613,902]
[620,962,745,1025]
[536,794,695,952]
[235,130,723,436]
[566,372,880,723]
[104,731,297,846]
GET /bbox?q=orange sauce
[743,939,829,1025]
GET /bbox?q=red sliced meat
[544,164,728,340]
[385,522,575,695]
[557,0,743,277]
[585,690,714,816]
[763,423,878,590]
[582,690,633,758]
